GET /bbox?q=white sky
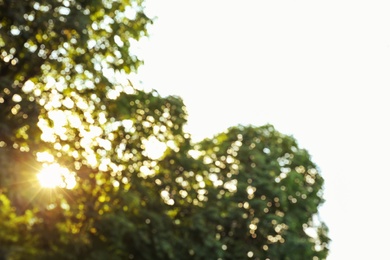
[135,1,390,259]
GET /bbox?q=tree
[197,125,329,259]
[1,0,153,258]
[0,1,329,259]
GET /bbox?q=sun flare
[37,163,76,189]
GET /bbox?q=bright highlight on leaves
[37,163,76,189]
[143,136,167,160]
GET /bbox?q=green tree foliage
[197,125,329,259]
[0,0,329,259]
[0,0,149,209]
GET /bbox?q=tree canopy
[0,0,329,259]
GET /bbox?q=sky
[134,1,390,259]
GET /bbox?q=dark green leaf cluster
[196,125,329,259]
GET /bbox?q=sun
[37,163,76,189]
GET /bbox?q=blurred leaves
[0,0,329,259]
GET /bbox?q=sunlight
[37,163,76,189]
[142,136,167,160]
